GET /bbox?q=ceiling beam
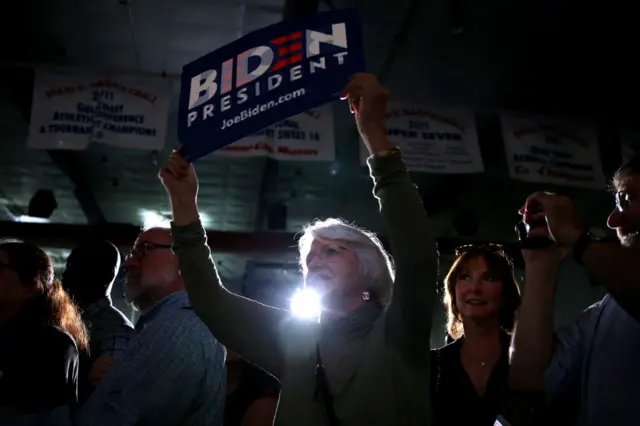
[0,220,526,267]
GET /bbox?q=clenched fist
[341,73,391,154]
[158,149,199,206]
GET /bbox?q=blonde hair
[47,279,90,351]
[297,218,395,309]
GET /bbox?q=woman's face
[454,255,503,322]
[304,238,361,299]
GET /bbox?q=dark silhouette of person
[62,240,134,403]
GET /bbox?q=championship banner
[215,106,335,161]
[619,129,640,160]
[501,112,605,188]
[178,9,365,161]
[359,102,484,173]
[27,69,172,150]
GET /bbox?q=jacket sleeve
[369,149,438,361]
[171,220,288,378]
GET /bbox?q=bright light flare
[15,215,50,223]
[139,209,171,230]
[290,288,322,320]
[139,209,212,230]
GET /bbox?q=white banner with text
[501,112,605,188]
[359,102,484,173]
[28,69,172,151]
[214,106,335,161]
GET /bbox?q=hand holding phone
[515,200,553,249]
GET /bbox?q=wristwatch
[573,227,608,266]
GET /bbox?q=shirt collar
[136,290,190,330]
[85,296,113,317]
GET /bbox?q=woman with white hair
[160,74,438,426]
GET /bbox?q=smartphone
[515,221,553,249]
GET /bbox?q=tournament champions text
[185,23,349,128]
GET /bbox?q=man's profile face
[608,173,640,249]
[123,228,177,309]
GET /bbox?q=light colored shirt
[547,294,640,426]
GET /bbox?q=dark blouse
[224,361,280,426]
[430,333,511,426]
[0,311,79,415]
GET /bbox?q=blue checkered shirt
[6,291,226,426]
[79,290,227,425]
[84,297,134,359]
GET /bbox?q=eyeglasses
[454,243,504,258]
[125,241,172,261]
[616,191,634,212]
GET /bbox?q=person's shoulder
[154,304,202,327]
[150,308,225,364]
[429,338,461,368]
[568,295,610,326]
[153,307,220,342]
[553,296,610,349]
[586,295,610,311]
[101,304,135,327]
[431,338,460,354]
[40,325,79,355]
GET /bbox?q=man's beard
[124,277,146,311]
[618,229,640,249]
[123,288,143,311]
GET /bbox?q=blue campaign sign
[178,9,365,161]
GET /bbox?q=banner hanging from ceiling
[177,9,365,162]
[501,112,605,188]
[27,69,172,151]
[214,106,335,161]
[358,102,484,173]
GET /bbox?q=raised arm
[159,154,288,378]
[522,190,640,322]
[509,248,560,391]
[343,74,438,358]
[369,150,438,351]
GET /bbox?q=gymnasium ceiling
[0,0,637,285]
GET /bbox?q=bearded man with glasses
[71,226,227,426]
[507,153,640,426]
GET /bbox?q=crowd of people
[0,73,639,426]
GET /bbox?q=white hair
[298,218,395,309]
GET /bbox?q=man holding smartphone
[507,153,640,425]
